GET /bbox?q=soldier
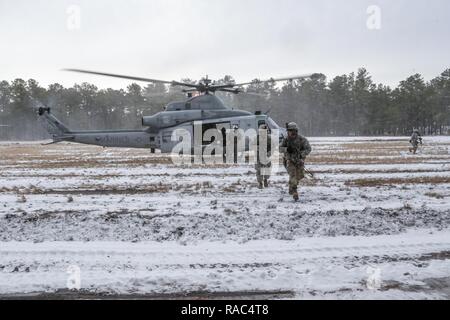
[280,122,312,201]
[255,124,272,189]
[409,129,423,154]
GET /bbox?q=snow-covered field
[0,136,449,299]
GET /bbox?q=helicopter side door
[201,122,230,146]
[159,124,194,154]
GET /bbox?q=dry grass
[308,156,450,165]
[2,141,450,167]
[346,176,450,187]
[9,158,173,169]
[317,169,450,175]
[425,192,447,199]
[0,184,171,195]
[1,142,449,194]
[340,142,408,150]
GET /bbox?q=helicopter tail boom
[38,107,71,140]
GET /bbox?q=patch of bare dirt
[0,290,295,300]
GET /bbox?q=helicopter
[38,69,312,154]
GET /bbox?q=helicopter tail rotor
[38,107,51,116]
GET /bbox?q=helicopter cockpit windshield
[266,117,287,139]
[267,117,279,130]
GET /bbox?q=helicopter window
[166,102,185,111]
[202,122,229,144]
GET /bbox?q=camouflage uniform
[281,134,312,196]
[409,131,422,154]
[255,129,272,188]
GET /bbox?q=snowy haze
[0,0,449,89]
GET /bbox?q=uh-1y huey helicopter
[38,69,312,154]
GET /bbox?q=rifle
[282,156,315,179]
[304,168,315,179]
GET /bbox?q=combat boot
[289,186,294,195]
[258,182,263,189]
[293,192,299,202]
[264,179,269,188]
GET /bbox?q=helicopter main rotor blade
[143,92,170,98]
[209,84,236,90]
[232,74,314,87]
[217,88,240,94]
[240,91,269,98]
[182,88,200,93]
[218,88,268,97]
[63,69,199,88]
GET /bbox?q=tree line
[0,68,449,141]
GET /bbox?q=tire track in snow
[1,240,450,298]
[2,239,450,265]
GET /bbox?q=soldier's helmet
[287,122,299,132]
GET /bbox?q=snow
[1,230,450,299]
[0,136,449,299]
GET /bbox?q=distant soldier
[255,124,272,189]
[409,129,423,154]
[280,123,312,201]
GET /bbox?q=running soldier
[280,122,312,201]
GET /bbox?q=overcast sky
[0,0,449,89]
